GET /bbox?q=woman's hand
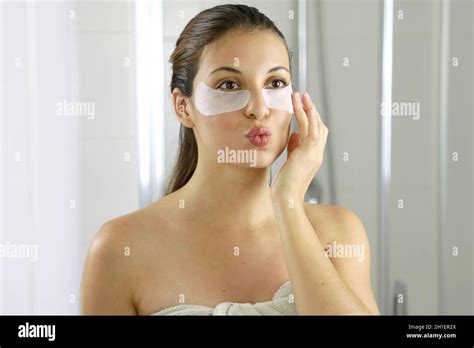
[270,91,329,204]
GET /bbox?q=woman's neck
[176,157,276,235]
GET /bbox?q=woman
[81,4,380,316]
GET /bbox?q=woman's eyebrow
[208,65,290,76]
[267,66,291,74]
[209,66,241,76]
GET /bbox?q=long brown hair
[165,4,292,195]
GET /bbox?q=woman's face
[187,29,293,168]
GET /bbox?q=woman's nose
[244,89,270,120]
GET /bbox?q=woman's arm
[272,197,380,315]
[270,91,379,315]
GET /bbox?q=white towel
[151,280,296,315]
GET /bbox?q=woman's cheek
[201,117,241,149]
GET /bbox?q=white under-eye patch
[195,82,250,116]
[194,82,294,116]
[262,84,294,113]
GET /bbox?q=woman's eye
[217,79,288,90]
[268,79,287,89]
[217,80,239,91]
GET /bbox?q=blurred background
[0,0,472,315]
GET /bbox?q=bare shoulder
[80,216,138,314]
[306,203,380,314]
[302,203,368,243]
[80,195,176,315]
[303,203,380,315]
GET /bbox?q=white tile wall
[76,2,139,259]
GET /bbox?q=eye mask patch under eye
[194,82,294,116]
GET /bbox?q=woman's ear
[172,87,195,128]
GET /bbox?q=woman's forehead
[198,31,290,75]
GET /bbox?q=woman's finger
[315,105,329,139]
[292,92,308,139]
[301,93,329,164]
[301,92,318,139]
[314,106,329,161]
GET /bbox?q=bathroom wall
[308,0,472,315]
[75,0,140,270]
[389,0,472,314]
